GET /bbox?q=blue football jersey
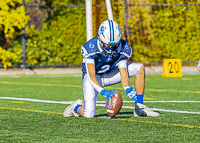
[81,37,132,75]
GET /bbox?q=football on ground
[106,91,123,117]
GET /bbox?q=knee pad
[127,63,144,77]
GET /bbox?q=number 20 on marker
[162,59,183,77]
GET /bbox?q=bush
[127,0,200,63]
[2,0,199,68]
[25,2,86,65]
[0,0,30,68]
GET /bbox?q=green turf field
[0,74,200,142]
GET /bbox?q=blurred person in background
[197,59,200,71]
[63,20,159,118]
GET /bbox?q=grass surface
[0,74,200,142]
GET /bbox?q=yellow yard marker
[162,59,183,77]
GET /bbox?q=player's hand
[125,86,137,102]
[100,89,117,100]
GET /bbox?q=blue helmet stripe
[108,20,114,42]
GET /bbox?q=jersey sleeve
[81,44,97,60]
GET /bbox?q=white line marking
[96,104,200,114]
[145,101,200,103]
[1,97,200,114]
[150,108,200,114]
[3,97,200,103]
[0,97,73,104]
[96,100,200,103]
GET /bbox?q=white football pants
[82,62,143,118]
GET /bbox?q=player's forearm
[88,73,103,92]
[86,63,104,93]
[119,68,130,89]
[118,60,130,89]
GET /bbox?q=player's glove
[100,89,117,100]
[125,86,137,102]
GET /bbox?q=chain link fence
[1,1,199,68]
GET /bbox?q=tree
[0,0,30,68]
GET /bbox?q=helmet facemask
[99,37,120,57]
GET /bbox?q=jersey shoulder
[81,37,99,58]
[120,39,132,58]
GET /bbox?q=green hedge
[127,0,200,63]
[5,0,200,68]
[8,6,86,66]
[25,7,86,65]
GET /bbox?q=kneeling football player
[63,20,159,118]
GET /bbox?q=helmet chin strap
[106,47,113,53]
[105,47,113,59]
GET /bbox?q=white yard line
[149,108,200,114]
[97,100,200,103]
[0,97,73,104]
[96,104,200,114]
[0,97,200,114]
[1,97,200,104]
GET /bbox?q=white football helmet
[98,20,122,54]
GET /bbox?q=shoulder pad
[81,37,99,58]
[120,40,132,58]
